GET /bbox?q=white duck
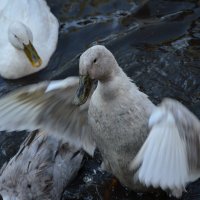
[0,45,199,198]
[0,0,59,79]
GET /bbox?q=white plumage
[130,99,200,197]
[0,0,59,79]
[131,110,189,197]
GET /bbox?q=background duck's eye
[93,58,97,63]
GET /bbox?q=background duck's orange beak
[23,42,42,68]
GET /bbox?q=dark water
[0,0,200,199]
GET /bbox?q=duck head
[74,45,119,106]
[8,21,42,68]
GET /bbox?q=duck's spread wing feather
[130,98,200,197]
[0,77,95,156]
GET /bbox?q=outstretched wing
[0,77,95,155]
[130,98,200,197]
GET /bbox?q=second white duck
[0,0,59,79]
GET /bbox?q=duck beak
[74,75,93,106]
[23,41,42,68]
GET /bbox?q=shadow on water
[0,0,200,199]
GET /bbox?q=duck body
[0,0,7,12]
[0,0,59,79]
[76,45,200,197]
[89,66,155,190]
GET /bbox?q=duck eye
[93,58,97,63]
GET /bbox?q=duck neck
[97,66,133,101]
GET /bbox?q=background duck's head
[8,21,42,68]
